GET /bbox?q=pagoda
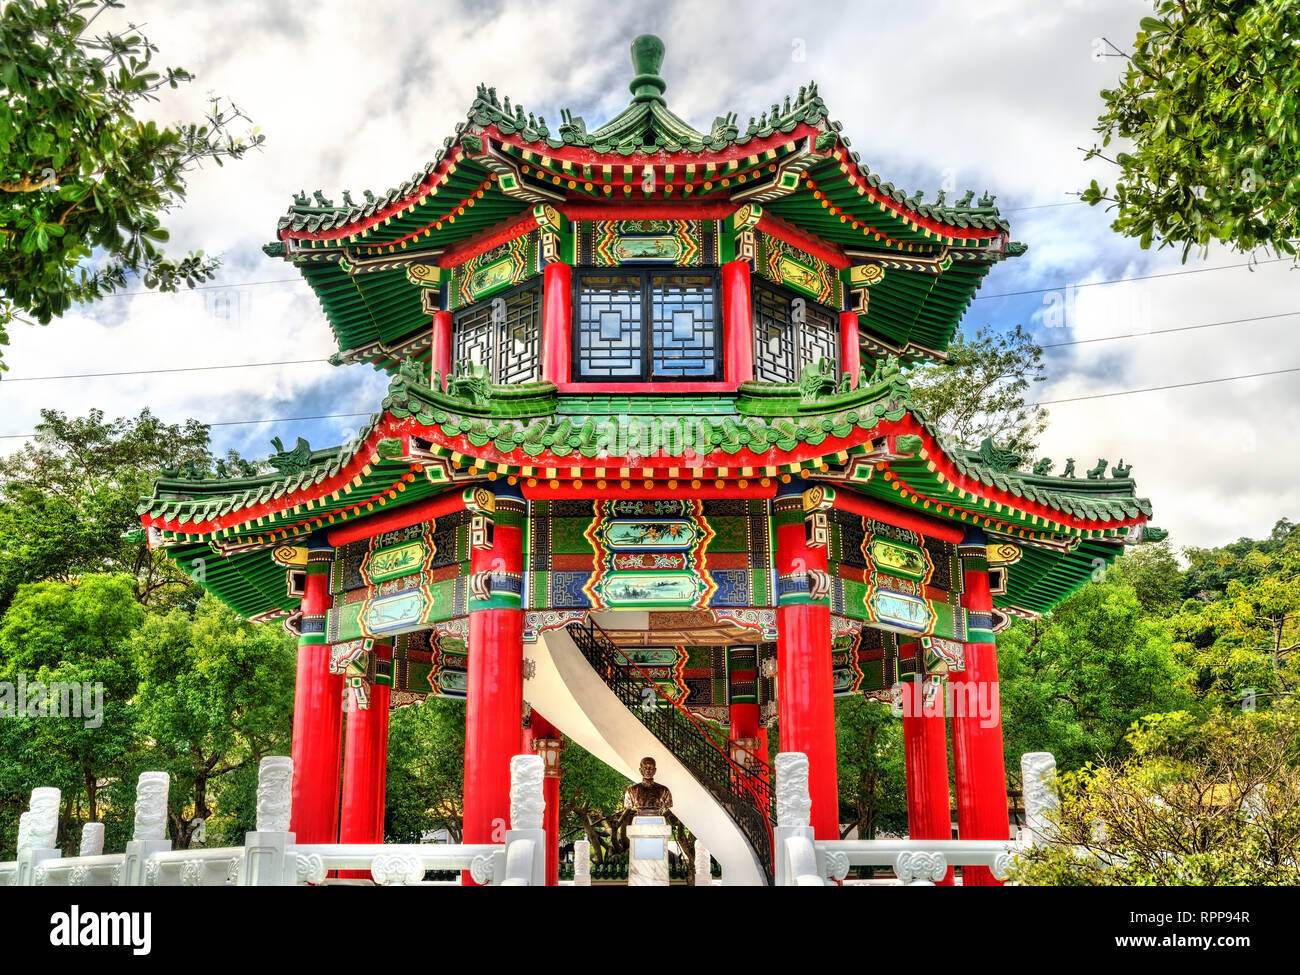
[140,36,1157,885]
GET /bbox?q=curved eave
[169,543,300,621]
[142,376,1148,550]
[998,538,1127,616]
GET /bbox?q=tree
[835,696,906,840]
[1082,1,1300,260]
[558,739,629,864]
[1011,707,1300,886]
[0,407,213,611]
[1108,542,1184,615]
[997,574,1195,772]
[129,595,295,847]
[905,324,1048,455]
[384,697,467,843]
[0,0,264,368]
[0,574,142,853]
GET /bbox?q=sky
[2,0,1296,552]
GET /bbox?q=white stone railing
[0,754,546,887]
[773,751,1058,886]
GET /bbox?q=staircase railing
[565,617,774,882]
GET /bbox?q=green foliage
[1171,519,1299,707]
[835,696,906,839]
[558,736,630,862]
[906,324,1047,455]
[1010,706,1300,885]
[129,595,295,847]
[0,407,214,611]
[1083,0,1300,260]
[0,575,142,852]
[998,569,1195,772]
[384,697,467,843]
[0,0,264,367]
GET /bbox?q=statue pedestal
[627,816,671,887]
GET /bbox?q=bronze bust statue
[623,757,672,816]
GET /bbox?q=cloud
[2,0,1294,551]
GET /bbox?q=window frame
[570,266,723,384]
[450,278,543,385]
[749,276,841,384]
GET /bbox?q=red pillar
[838,311,860,385]
[722,260,754,385]
[773,481,839,840]
[339,642,393,879]
[431,310,453,389]
[951,527,1009,886]
[463,485,526,884]
[523,710,562,887]
[541,261,572,385]
[290,538,344,843]
[899,656,954,885]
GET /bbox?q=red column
[463,485,526,884]
[722,260,754,385]
[523,711,562,887]
[431,310,453,389]
[951,527,1009,886]
[773,482,839,840]
[290,538,344,843]
[541,261,572,385]
[899,656,954,885]
[339,642,393,879]
[838,311,860,385]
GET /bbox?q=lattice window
[752,281,799,383]
[651,274,717,378]
[451,280,542,384]
[751,278,840,383]
[574,269,721,382]
[575,273,642,378]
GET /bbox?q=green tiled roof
[265,35,1021,371]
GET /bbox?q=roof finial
[629,34,667,104]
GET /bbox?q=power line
[1001,200,1085,214]
[1035,366,1300,406]
[975,256,1292,300]
[3,365,1298,440]
[98,277,302,298]
[1040,309,1300,349]
[1,358,331,382]
[0,411,373,441]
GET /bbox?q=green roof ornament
[629,34,667,103]
[1085,458,1107,479]
[1032,458,1053,475]
[269,436,313,476]
[976,437,1022,472]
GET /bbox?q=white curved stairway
[524,624,768,885]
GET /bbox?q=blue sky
[2,0,1296,550]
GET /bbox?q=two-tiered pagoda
[141,36,1156,885]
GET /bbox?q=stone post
[122,772,172,886]
[694,845,713,887]
[79,822,105,857]
[241,756,299,886]
[573,839,591,886]
[1020,751,1059,847]
[15,787,61,886]
[504,754,547,886]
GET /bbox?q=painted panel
[362,540,428,584]
[602,572,704,608]
[363,589,429,636]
